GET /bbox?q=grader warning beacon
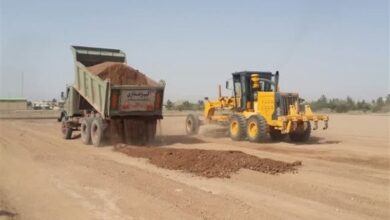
[185,71,329,142]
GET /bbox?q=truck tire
[246,115,267,143]
[146,119,157,143]
[185,113,200,135]
[229,114,247,141]
[269,126,287,141]
[80,117,93,145]
[57,112,63,122]
[91,118,104,147]
[57,111,66,122]
[109,119,125,144]
[61,118,72,140]
[289,121,311,142]
[137,119,157,145]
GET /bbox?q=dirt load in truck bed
[87,62,159,86]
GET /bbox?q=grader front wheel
[246,115,267,143]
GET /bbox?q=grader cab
[185,71,328,142]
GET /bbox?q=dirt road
[0,114,389,219]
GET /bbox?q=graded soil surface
[0,114,389,219]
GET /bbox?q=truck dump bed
[87,62,158,86]
[71,46,164,119]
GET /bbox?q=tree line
[165,94,390,113]
[308,94,390,113]
[165,100,204,111]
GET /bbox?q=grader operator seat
[231,71,279,111]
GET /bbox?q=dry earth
[0,114,389,219]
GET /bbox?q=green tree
[356,100,371,112]
[182,101,192,110]
[318,94,327,104]
[197,100,204,110]
[346,96,355,110]
[166,99,174,110]
[385,94,390,105]
[372,97,385,112]
[309,95,328,111]
[376,97,384,106]
[335,103,349,113]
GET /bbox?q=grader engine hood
[276,93,299,116]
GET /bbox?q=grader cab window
[234,82,242,97]
[259,81,274,92]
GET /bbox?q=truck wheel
[246,115,267,143]
[80,118,93,145]
[146,119,157,142]
[185,113,200,135]
[109,119,125,144]
[269,126,287,141]
[61,118,72,140]
[57,112,63,122]
[289,121,311,142]
[229,114,247,141]
[91,118,104,147]
[137,120,157,145]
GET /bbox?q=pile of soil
[114,146,302,178]
[87,62,158,86]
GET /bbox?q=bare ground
[0,114,389,219]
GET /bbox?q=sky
[0,0,388,102]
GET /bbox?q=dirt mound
[87,62,158,86]
[114,146,302,178]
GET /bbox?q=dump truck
[185,71,328,142]
[59,46,165,146]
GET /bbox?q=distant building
[32,100,50,110]
[0,98,27,110]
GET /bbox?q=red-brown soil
[114,145,302,178]
[87,62,158,86]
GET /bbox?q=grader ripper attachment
[185,71,328,142]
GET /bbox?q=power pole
[21,72,24,97]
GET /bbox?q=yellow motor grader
[185,71,328,142]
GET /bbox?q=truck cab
[58,85,93,122]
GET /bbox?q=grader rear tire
[229,115,247,141]
[269,126,287,142]
[289,121,311,142]
[91,118,104,147]
[246,115,267,143]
